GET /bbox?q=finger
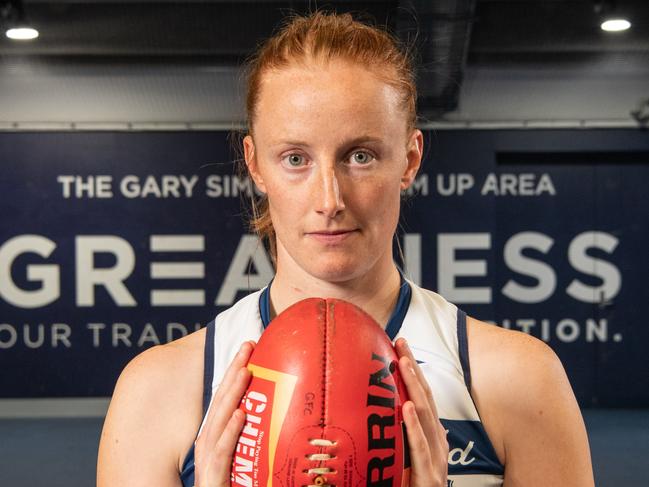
[195,409,247,487]
[218,341,256,397]
[398,356,439,455]
[199,342,251,444]
[203,366,252,452]
[398,354,440,422]
[402,401,436,482]
[395,339,440,420]
[208,340,254,413]
[199,342,254,448]
[212,409,247,486]
[400,358,449,465]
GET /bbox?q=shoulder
[115,329,206,408]
[120,328,205,383]
[467,317,594,485]
[97,328,207,485]
[467,318,570,420]
[464,317,560,463]
[467,316,563,388]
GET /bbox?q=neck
[269,252,401,329]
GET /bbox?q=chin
[301,256,371,284]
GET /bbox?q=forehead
[253,59,407,142]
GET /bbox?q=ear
[243,135,267,194]
[400,129,423,190]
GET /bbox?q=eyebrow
[272,135,384,148]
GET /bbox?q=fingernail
[407,402,417,417]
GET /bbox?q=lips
[309,230,355,235]
[306,229,359,243]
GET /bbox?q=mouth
[309,229,356,235]
[305,229,359,243]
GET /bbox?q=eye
[349,150,374,165]
[283,153,306,167]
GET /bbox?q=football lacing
[304,439,337,487]
[307,453,332,461]
[308,438,336,447]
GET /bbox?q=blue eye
[286,154,305,167]
[350,151,374,165]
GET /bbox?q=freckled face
[245,59,421,282]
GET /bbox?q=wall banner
[1,130,647,406]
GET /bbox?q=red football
[231,298,411,487]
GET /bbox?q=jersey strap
[456,309,472,393]
[202,319,215,415]
[179,318,215,485]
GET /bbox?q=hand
[193,341,256,487]
[395,338,449,487]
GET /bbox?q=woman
[97,12,594,487]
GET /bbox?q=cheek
[267,192,299,222]
[352,177,402,225]
[264,180,305,229]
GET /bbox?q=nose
[314,164,345,218]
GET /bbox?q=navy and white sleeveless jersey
[180,280,504,486]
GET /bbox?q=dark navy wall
[1,130,647,406]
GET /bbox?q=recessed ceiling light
[5,27,39,40]
[601,19,631,32]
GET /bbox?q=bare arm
[468,317,594,487]
[97,345,191,487]
[97,337,256,487]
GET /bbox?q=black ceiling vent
[397,0,477,120]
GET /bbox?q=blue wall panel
[1,130,647,406]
